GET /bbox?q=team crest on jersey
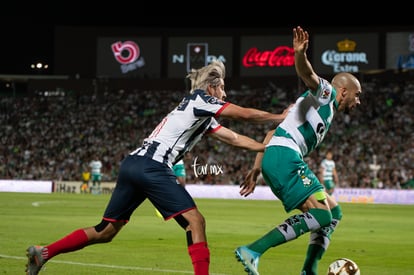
[321,89,330,99]
[302,176,311,186]
[298,166,312,186]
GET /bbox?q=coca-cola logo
[242,46,294,68]
[111,41,140,65]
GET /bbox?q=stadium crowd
[1,75,414,189]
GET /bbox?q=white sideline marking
[0,254,229,275]
[31,201,63,207]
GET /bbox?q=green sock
[248,226,286,254]
[301,205,342,275]
[248,208,332,254]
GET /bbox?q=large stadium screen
[312,33,379,74]
[240,35,295,77]
[167,37,233,78]
[386,32,414,70]
[96,37,161,78]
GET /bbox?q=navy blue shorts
[102,154,196,222]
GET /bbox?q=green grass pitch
[1,192,413,274]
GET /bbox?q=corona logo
[337,39,356,52]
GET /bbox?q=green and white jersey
[269,77,337,157]
[173,159,186,177]
[321,158,336,181]
[89,160,102,176]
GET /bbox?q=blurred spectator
[1,75,414,189]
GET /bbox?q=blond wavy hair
[186,60,226,93]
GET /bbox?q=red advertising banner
[240,35,296,77]
[386,32,414,69]
[97,37,161,78]
[312,33,379,74]
[167,37,233,78]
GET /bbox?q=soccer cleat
[235,246,261,275]
[25,245,46,275]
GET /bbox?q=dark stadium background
[1,10,414,189]
[0,7,412,76]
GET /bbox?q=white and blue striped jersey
[268,77,337,157]
[130,89,229,168]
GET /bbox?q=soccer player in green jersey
[235,26,362,275]
[319,150,339,195]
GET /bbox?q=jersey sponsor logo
[177,98,190,111]
[207,96,223,105]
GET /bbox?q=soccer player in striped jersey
[25,60,290,275]
[235,26,362,275]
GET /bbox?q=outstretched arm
[239,129,275,197]
[219,103,289,125]
[209,126,266,152]
[293,26,320,91]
